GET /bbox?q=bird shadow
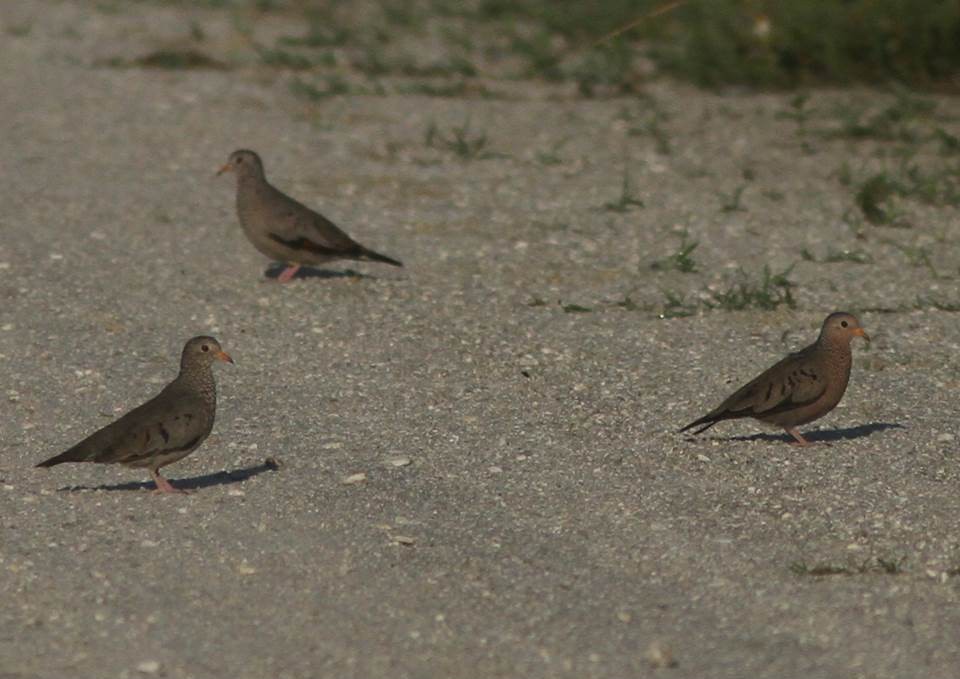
[721,421,906,444]
[263,263,371,281]
[57,459,281,493]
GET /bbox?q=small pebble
[392,535,415,546]
[342,472,366,485]
[645,640,676,668]
[136,660,161,674]
[384,457,411,467]
[936,433,954,443]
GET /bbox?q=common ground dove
[217,149,403,282]
[679,312,869,445]
[36,336,233,493]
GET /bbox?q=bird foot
[276,264,301,283]
[150,471,189,494]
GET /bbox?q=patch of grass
[290,75,361,100]
[612,296,642,311]
[624,98,672,154]
[791,556,907,577]
[856,173,901,225]
[853,162,960,226]
[659,290,697,319]
[278,8,352,48]
[823,248,873,264]
[571,40,638,97]
[603,167,644,212]
[256,45,321,70]
[828,90,937,142]
[511,30,564,81]
[535,137,569,165]
[916,297,960,312]
[709,264,797,311]
[776,93,812,130]
[397,80,498,98]
[935,128,960,155]
[129,49,226,70]
[883,240,940,278]
[719,185,747,213]
[801,248,873,264]
[425,118,498,160]
[646,1,960,88]
[562,303,593,313]
[651,232,699,273]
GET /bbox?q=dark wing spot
[780,384,787,396]
[159,425,171,444]
[765,383,773,401]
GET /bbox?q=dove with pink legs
[680,312,869,445]
[217,149,402,282]
[36,336,233,494]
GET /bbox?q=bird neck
[819,340,853,369]
[177,365,217,403]
[237,171,267,188]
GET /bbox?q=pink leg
[276,264,301,283]
[785,427,812,446]
[150,469,187,494]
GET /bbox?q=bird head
[820,312,870,344]
[216,149,264,179]
[182,336,234,368]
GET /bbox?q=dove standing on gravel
[679,312,870,445]
[36,336,234,494]
[217,149,403,282]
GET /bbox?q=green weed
[651,233,699,273]
[709,265,797,311]
[425,119,497,160]
[603,168,644,212]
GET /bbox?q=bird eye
[236,156,243,163]
[841,321,848,327]
[201,344,210,352]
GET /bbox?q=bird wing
[713,347,827,419]
[42,384,209,467]
[263,185,361,255]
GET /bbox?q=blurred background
[77,0,960,94]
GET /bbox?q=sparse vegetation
[659,290,697,319]
[709,265,797,311]
[603,168,645,212]
[791,556,907,577]
[719,185,747,213]
[651,233,700,273]
[425,118,499,160]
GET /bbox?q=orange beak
[216,163,232,176]
[853,328,870,342]
[216,350,235,364]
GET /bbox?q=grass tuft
[709,265,797,311]
[651,232,699,273]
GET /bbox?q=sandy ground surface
[2,2,960,678]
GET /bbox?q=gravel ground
[2,3,960,678]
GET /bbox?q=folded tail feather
[359,247,402,267]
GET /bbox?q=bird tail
[678,414,720,436]
[359,247,403,267]
[36,445,86,468]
